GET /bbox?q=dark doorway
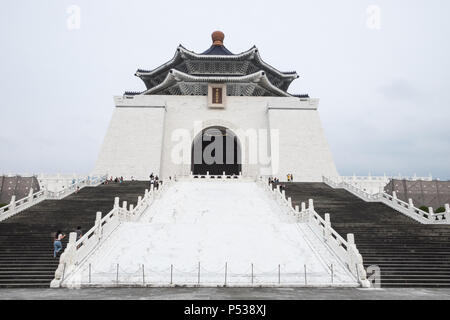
[191,126,241,175]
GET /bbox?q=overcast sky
[0,0,449,178]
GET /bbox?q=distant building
[385,179,450,209]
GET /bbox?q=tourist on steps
[53,231,66,258]
[75,226,83,240]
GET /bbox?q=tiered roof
[125,31,308,97]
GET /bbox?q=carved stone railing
[0,175,107,222]
[51,179,172,287]
[257,178,370,288]
[323,176,450,224]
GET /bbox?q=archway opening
[191,126,241,175]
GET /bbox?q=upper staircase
[0,181,148,288]
[282,182,450,287]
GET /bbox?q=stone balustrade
[323,176,449,224]
[0,175,107,222]
[257,178,370,288]
[51,178,172,288]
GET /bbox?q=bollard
[304,265,307,285]
[224,262,228,286]
[331,264,334,284]
[278,264,281,284]
[142,264,145,285]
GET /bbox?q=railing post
[301,202,306,212]
[392,191,397,200]
[95,211,102,240]
[408,198,414,212]
[28,188,34,203]
[428,207,434,221]
[445,204,450,221]
[114,197,120,209]
[308,199,314,211]
[324,213,331,240]
[9,195,16,212]
[129,204,134,221]
[287,197,292,207]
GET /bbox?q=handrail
[0,175,107,222]
[323,176,450,224]
[51,178,172,288]
[257,178,370,287]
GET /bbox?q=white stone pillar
[408,198,415,214]
[301,202,306,212]
[287,197,292,207]
[95,211,102,240]
[114,197,120,209]
[28,188,34,203]
[445,204,450,221]
[324,213,331,239]
[9,196,16,212]
[392,191,397,200]
[308,199,314,211]
[428,207,434,220]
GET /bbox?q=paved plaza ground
[0,287,450,300]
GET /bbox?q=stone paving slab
[0,288,450,300]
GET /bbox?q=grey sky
[0,0,449,178]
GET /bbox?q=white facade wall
[93,94,339,182]
[93,106,165,180]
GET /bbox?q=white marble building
[93,31,338,182]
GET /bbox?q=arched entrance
[191,126,242,175]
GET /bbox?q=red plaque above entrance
[208,84,226,108]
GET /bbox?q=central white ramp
[65,180,357,287]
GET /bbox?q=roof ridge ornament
[212,31,225,46]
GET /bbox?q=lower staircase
[282,182,450,287]
[0,181,149,288]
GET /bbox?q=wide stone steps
[0,181,148,288]
[282,182,450,288]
